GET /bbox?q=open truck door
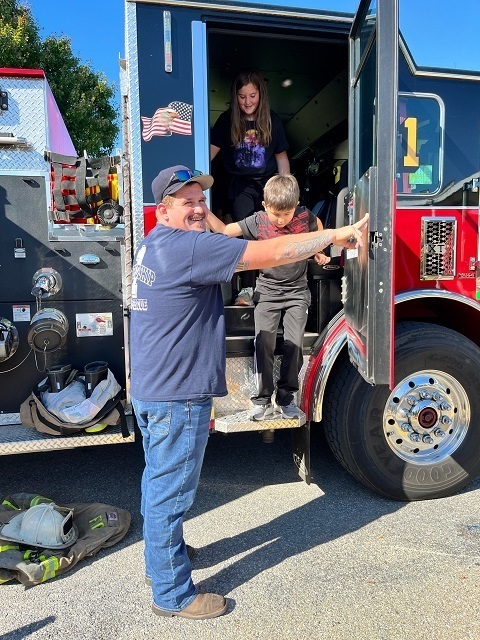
[344,0,398,386]
[124,2,209,250]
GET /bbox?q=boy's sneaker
[234,287,254,306]
[250,403,275,421]
[278,402,302,419]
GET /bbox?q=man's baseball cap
[152,165,214,204]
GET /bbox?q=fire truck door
[344,0,398,386]
[192,22,210,183]
[132,5,209,232]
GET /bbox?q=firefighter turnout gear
[0,494,130,586]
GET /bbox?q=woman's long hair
[229,69,272,147]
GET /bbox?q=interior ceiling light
[281,78,293,88]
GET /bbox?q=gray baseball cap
[152,165,214,204]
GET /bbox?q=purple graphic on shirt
[234,128,266,169]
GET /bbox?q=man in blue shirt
[130,165,368,620]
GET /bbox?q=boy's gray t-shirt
[237,206,318,295]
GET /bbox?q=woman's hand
[275,151,290,174]
[313,252,331,265]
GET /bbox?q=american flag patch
[141,101,193,140]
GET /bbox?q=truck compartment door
[345,0,398,386]
[130,4,208,247]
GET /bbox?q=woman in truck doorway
[210,68,290,305]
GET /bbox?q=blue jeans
[132,396,212,612]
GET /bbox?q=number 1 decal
[403,116,419,167]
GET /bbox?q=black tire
[323,321,480,501]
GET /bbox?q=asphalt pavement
[1,427,479,640]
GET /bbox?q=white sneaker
[234,287,254,306]
[249,403,274,421]
[278,402,302,419]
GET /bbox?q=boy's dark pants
[252,289,311,407]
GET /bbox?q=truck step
[214,409,306,433]
[0,416,135,456]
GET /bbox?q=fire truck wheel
[323,321,480,501]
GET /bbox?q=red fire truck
[1,0,479,503]
[121,0,480,502]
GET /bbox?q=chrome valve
[31,268,62,299]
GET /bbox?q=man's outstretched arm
[236,214,369,272]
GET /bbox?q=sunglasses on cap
[162,169,204,200]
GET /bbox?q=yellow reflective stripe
[89,515,105,530]
[0,545,19,553]
[41,557,60,582]
[1,499,20,510]
[84,423,108,433]
[30,496,50,507]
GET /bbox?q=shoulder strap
[28,399,83,436]
[91,391,129,438]
[116,401,129,439]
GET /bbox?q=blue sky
[31,0,480,88]
[31,0,480,145]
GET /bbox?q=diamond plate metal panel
[0,414,22,426]
[0,77,49,172]
[214,356,309,417]
[420,217,457,280]
[0,416,135,456]
[125,1,145,254]
[214,409,305,433]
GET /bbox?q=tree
[0,0,119,155]
[0,0,41,68]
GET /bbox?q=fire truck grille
[420,217,457,280]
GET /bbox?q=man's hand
[332,213,369,248]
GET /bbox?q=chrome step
[214,409,306,433]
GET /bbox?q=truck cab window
[355,40,377,182]
[397,93,443,196]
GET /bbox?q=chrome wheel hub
[383,371,470,464]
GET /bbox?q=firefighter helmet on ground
[0,503,78,549]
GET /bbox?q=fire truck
[0,69,134,451]
[2,0,480,503]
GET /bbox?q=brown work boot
[145,545,195,587]
[152,593,227,619]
